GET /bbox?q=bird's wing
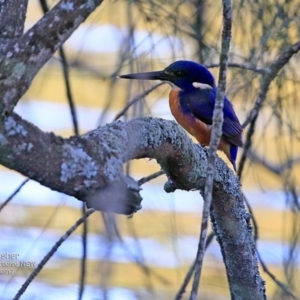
[185,90,243,147]
[221,97,243,147]
[185,89,214,124]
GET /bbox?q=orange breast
[169,90,211,145]
[169,90,232,162]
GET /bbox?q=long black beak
[118,70,170,81]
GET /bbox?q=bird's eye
[175,71,184,76]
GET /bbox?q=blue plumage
[119,60,243,170]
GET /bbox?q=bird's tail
[230,144,238,171]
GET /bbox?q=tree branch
[0,113,225,212]
[238,39,300,178]
[242,39,300,129]
[206,62,266,75]
[0,178,29,212]
[114,82,165,121]
[0,113,265,297]
[190,1,234,299]
[0,0,28,38]
[210,192,266,299]
[0,1,288,299]
[248,150,300,176]
[13,207,96,300]
[0,0,104,119]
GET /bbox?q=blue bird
[119,60,243,170]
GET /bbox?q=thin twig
[59,47,79,134]
[39,2,85,298]
[242,193,259,242]
[0,179,29,212]
[78,203,88,300]
[257,250,297,299]
[175,232,215,300]
[206,62,266,75]
[243,193,296,298]
[248,150,300,176]
[138,170,165,186]
[114,215,170,286]
[58,20,87,300]
[242,39,300,129]
[190,2,232,299]
[39,0,79,136]
[238,39,300,178]
[114,82,165,121]
[12,208,95,300]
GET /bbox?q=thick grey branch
[0,0,28,38]
[210,190,266,299]
[0,114,264,296]
[0,0,104,118]
[0,114,227,211]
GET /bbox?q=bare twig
[38,2,86,298]
[257,250,297,299]
[78,205,88,300]
[242,39,300,129]
[243,194,296,298]
[238,39,300,177]
[248,150,300,176]
[190,1,232,299]
[175,232,215,300]
[206,62,267,75]
[0,0,105,117]
[138,170,165,186]
[39,0,79,136]
[110,213,170,286]
[114,82,165,121]
[12,208,95,300]
[1,114,264,297]
[0,179,29,212]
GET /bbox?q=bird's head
[118,60,216,91]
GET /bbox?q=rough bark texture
[0,0,265,299]
[211,186,266,299]
[0,0,28,38]
[0,0,104,119]
[190,1,233,298]
[0,113,265,297]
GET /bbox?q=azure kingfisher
[119,60,243,171]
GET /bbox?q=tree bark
[0,0,28,38]
[0,0,104,119]
[0,112,266,298]
[0,1,266,298]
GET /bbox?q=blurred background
[0,0,300,299]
